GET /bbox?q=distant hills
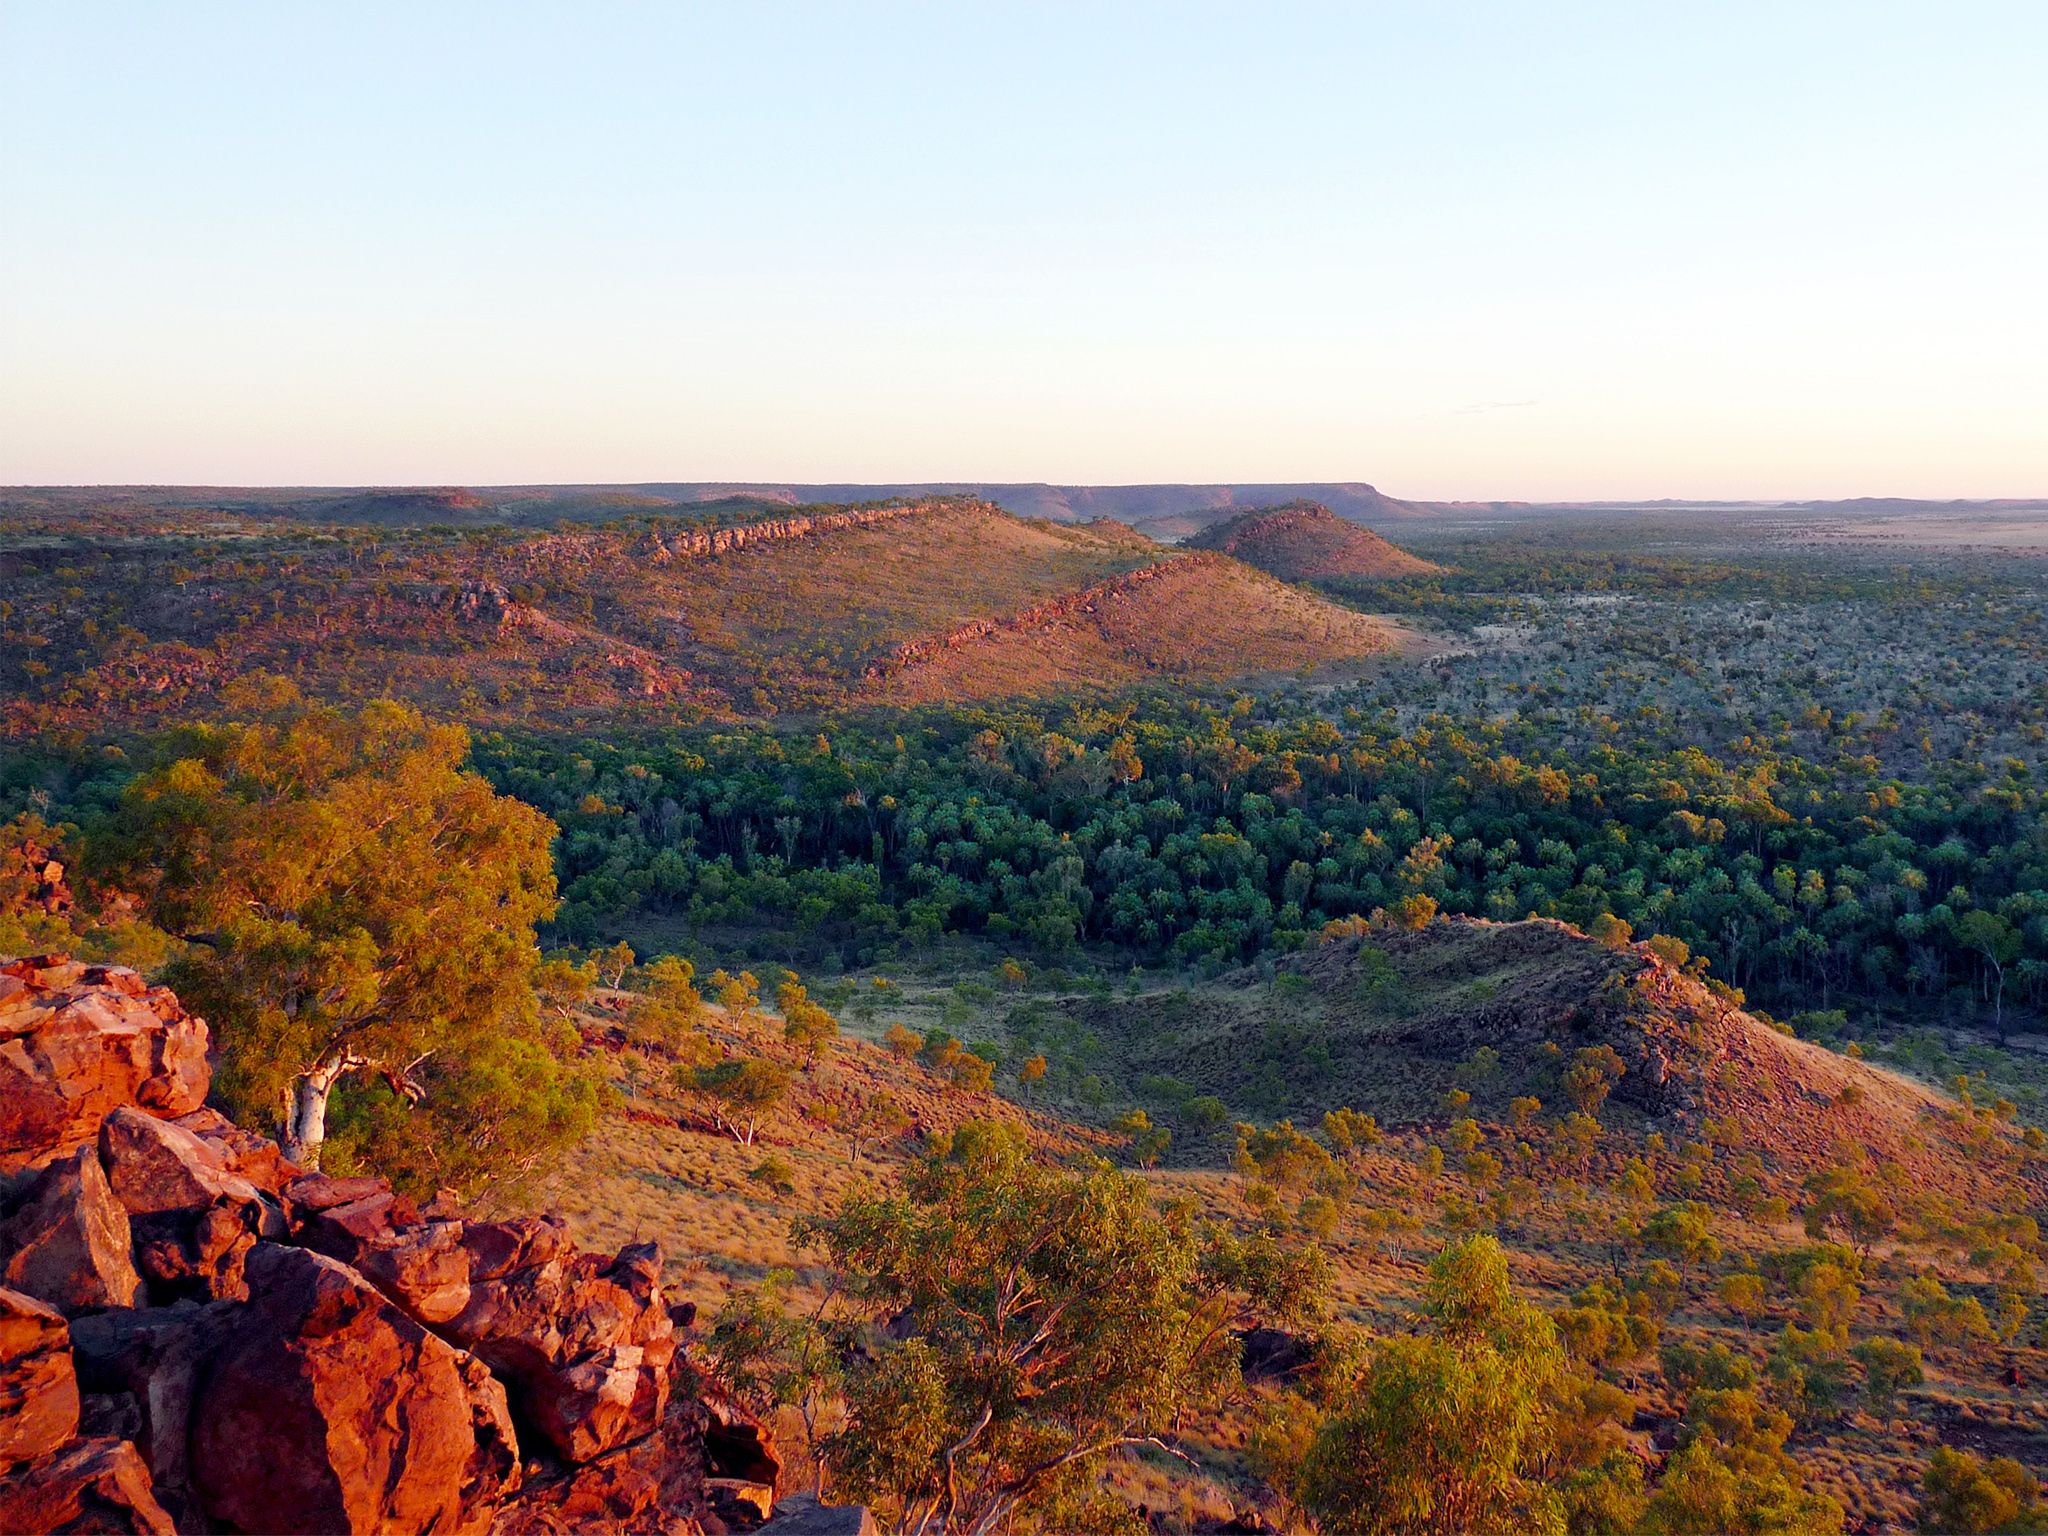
[6,482,2046,537]
[0,496,1406,733]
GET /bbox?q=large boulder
[0,960,209,1176]
[189,1244,477,1536]
[100,1107,283,1304]
[313,1213,476,1324]
[448,1237,677,1464]
[169,1106,300,1196]
[68,1300,239,1528]
[0,1145,142,1313]
[98,1106,277,1225]
[0,1285,79,1465]
[0,1436,175,1535]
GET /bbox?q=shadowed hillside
[1074,917,2026,1202]
[1183,501,1444,580]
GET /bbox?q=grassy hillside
[0,496,1416,729]
[1183,501,1444,581]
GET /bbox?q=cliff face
[860,551,1403,706]
[0,955,789,1536]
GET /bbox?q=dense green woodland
[476,689,2046,1030]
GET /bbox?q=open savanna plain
[7,489,2048,1534]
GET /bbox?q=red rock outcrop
[860,553,1217,685]
[0,957,209,1175]
[68,1299,240,1527]
[447,1236,677,1463]
[635,501,942,564]
[0,957,780,1534]
[190,1244,479,1536]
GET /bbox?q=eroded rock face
[0,960,209,1175]
[170,1105,299,1195]
[99,1106,277,1223]
[190,1244,476,1536]
[0,1285,80,1464]
[315,1211,476,1324]
[99,1106,283,1303]
[0,1145,142,1312]
[311,1201,680,1467]
[489,1407,717,1536]
[455,1351,523,1533]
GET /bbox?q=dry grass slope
[508,933,2047,1532]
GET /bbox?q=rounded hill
[1183,501,1443,581]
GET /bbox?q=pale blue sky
[4,3,2044,497]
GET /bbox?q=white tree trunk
[282,1051,358,1168]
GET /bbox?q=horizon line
[7,480,2048,508]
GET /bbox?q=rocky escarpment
[634,501,951,564]
[860,554,1215,684]
[0,954,821,1535]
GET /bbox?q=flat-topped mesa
[862,552,1218,683]
[0,955,791,1535]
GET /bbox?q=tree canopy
[800,1120,1327,1536]
[91,687,596,1188]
